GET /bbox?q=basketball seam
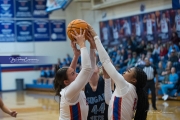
[70,20,76,41]
[68,27,87,29]
[67,20,88,41]
[71,22,87,25]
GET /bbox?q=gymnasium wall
[1,0,172,91]
[76,0,172,36]
[1,2,78,91]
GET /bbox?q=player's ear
[131,78,137,85]
[64,80,70,86]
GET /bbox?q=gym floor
[0,91,180,120]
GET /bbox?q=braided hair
[134,67,149,120]
[53,65,69,97]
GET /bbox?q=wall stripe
[1,64,53,72]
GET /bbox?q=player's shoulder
[60,88,66,96]
[126,83,137,95]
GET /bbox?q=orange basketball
[67,19,89,41]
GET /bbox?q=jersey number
[91,103,105,114]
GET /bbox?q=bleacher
[26,79,54,91]
[25,37,180,100]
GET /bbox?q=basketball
[67,19,89,41]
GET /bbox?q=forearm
[94,36,110,63]
[94,36,128,90]
[65,47,93,100]
[0,99,11,115]
[90,49,96,70]
[70,55,79,70]
[1,104,11,115]
[104,78,112,105]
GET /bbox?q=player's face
[122,68,136,84]
[66,67,77,83]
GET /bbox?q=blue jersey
[85,76,108,120]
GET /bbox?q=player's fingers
[86,31,90,37]
[11,113,16,117]
[86,33,92,41]
[73,29,78,35]
[71,33,76,39]
[83,29,86,36]
[80,28,82,35]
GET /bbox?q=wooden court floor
[0,91,180,120]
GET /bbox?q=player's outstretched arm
[65,29,93,101]
[102,67,112,105]
[87,31,96,70]
[0,99,17,117]
[88,25,128,91]
[69,41,80,71]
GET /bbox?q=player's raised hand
[86,31,96,49]
[71,28,86,48]
[87,24,97,38]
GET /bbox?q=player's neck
[89,74,99,86]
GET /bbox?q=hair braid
[134,67,149,120]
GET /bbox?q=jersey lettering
[91,103,105,114]
[90,115,104,120]
[86,93,105,104]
